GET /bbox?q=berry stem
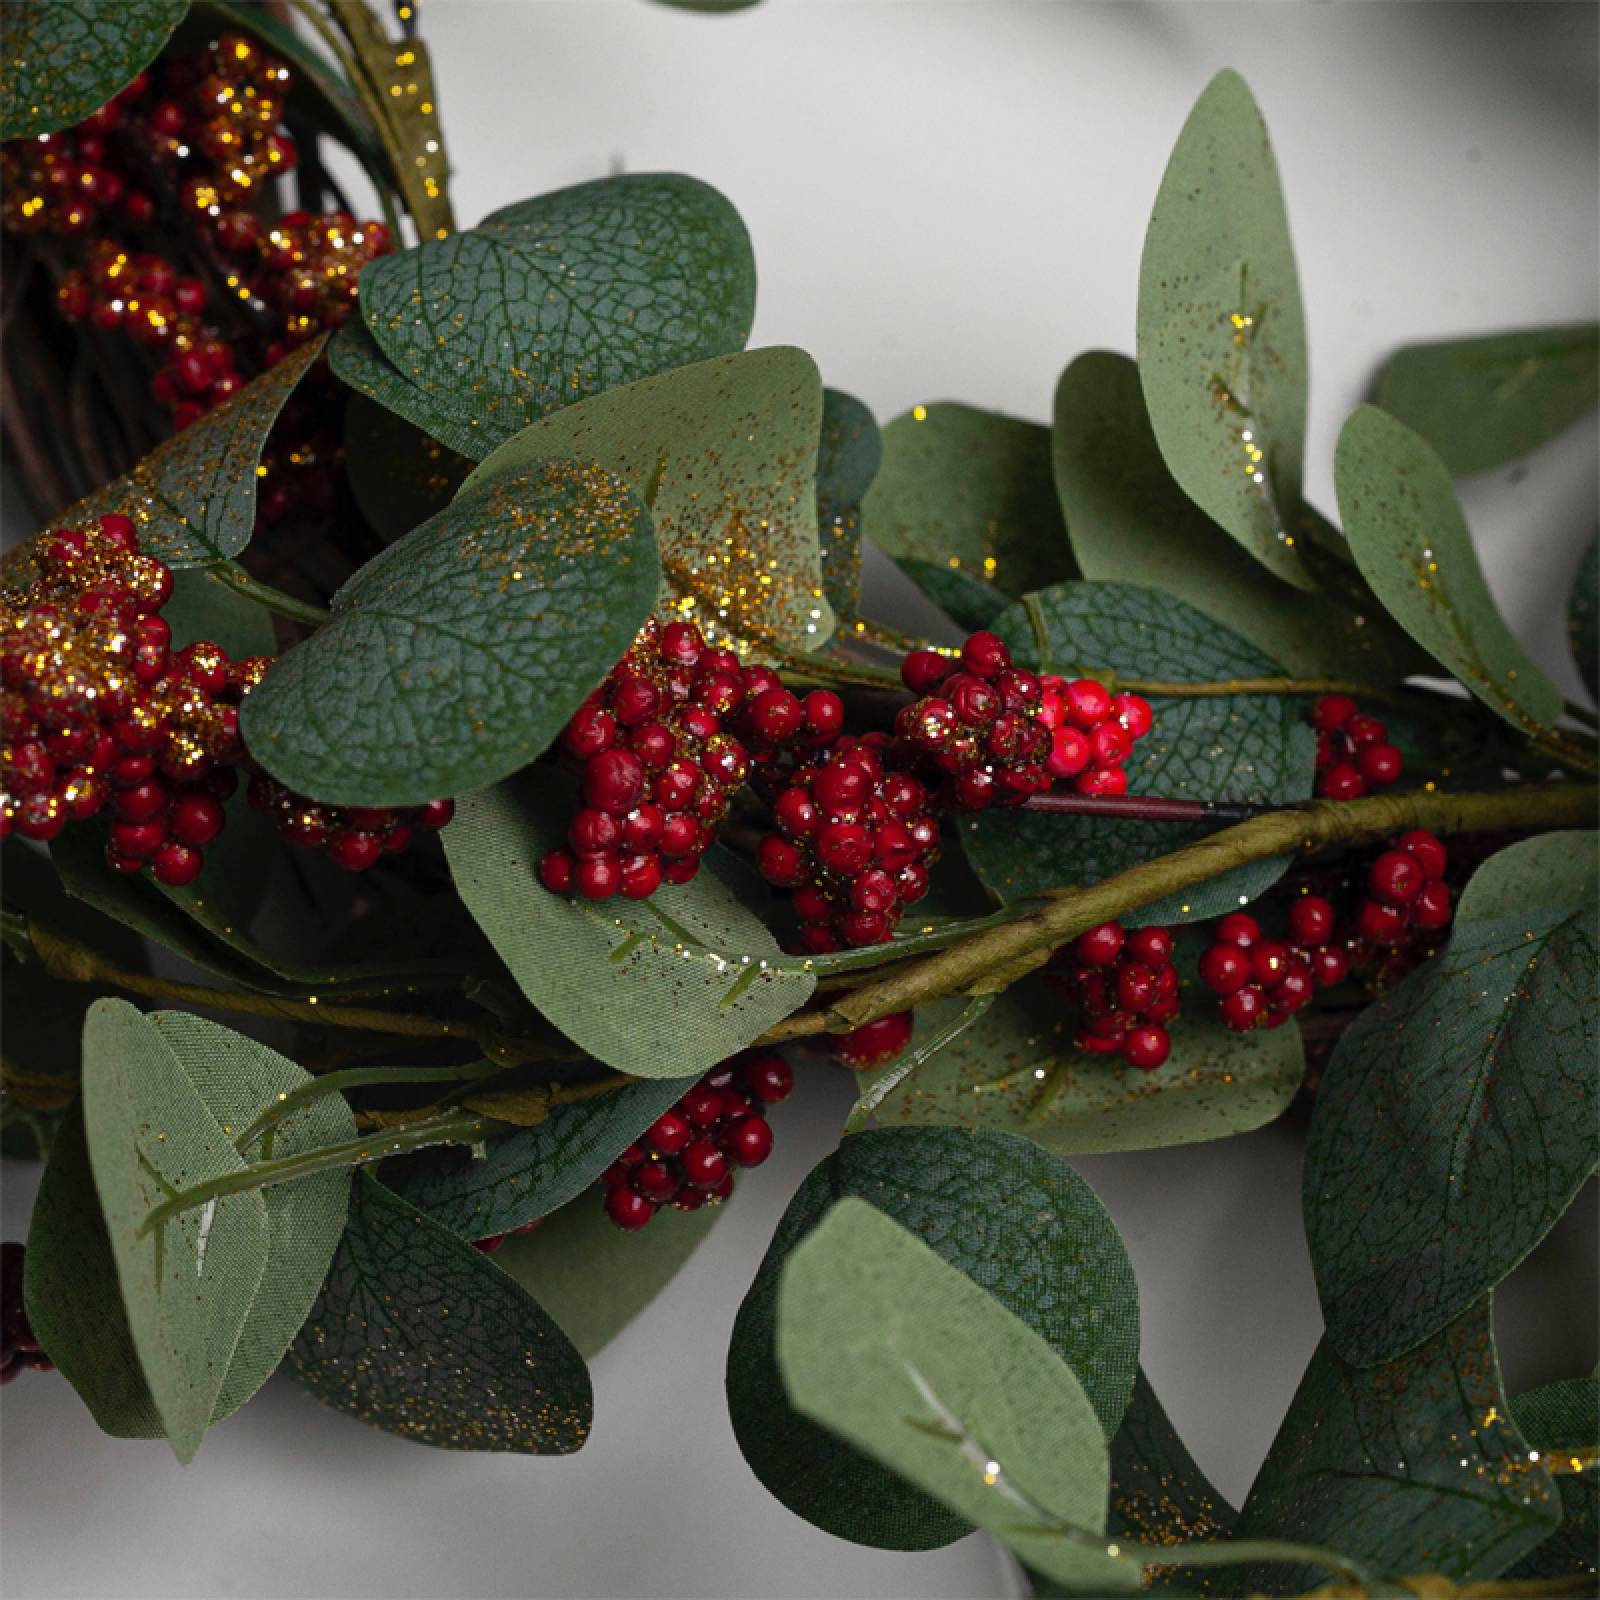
[1022,791,1269,824]
[841,617,953,658]
[772,649,905,689]
[210,561,334,626]
[753,781,1597,1045]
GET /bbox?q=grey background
[2,3,1596,1597]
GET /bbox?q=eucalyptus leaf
[62,339,324,568]
[1570,534,1597,704]
[861,403,1074,632]
[1373,324,1599,476]
[357,174,756,459]
[1,0,187,139]
[1108,1370,1236,1548]
[1233,1299,1561,1593]
[288,1170,592,1453]
[494,1192,722,1360]
[240,458,659,806]
[1335,405,1563,738]
[1137,70,1312,590]
[1305,833,1599,1367]
[344,390,470,542]
[1054,352,1424,683]
[726,1126,1139,1551]
[461,347,833,654]
[391,1072,699,1239]
[815,387,882,622]
[161,566,278,661]
[777,1199,1137,1595]
[1503,1378,1598,1583]
[443,775,813,1078]
[329,317,470,450]
[962,582,1315,917]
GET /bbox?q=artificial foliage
[0,6,1596,1598]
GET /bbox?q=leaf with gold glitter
[344,390,471,542]
[1305,832,1599,1368]
[1336,405,1564,737]
[62,338,326,569]
[328,316,469,458]
[0,0,187,139]
[776,1199,1138,1595]
[462,347,834,654]
[814,388,882,623]
[861,402,1075,634]
[1232,1299,1561,1592]
[961,582,1315,917]
[1137,70,1313,591]
[1503,1378,1599,1584]
[727,1126,1138,1552]
[442,775,814,1079]
[288,1170,592,1454]
[355,173,756,461]
[240,458,660,806]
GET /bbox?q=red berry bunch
[242,773,454,873]
[757,734,941,952]
[895,631,1153,809]
[829,1010,914,1070]
[1312,695,1403,802]
[470,1218,543,1256]
[1198,904,1346,1033]
[600,1050,794,1231]
[1,1242,52,1385]
[539,618,841,902]
[1352,830,1453,950]
[1050,921,1179,1069]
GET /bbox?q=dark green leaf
[855,966,1302,1156]
[62,339,324,568]
[344,390,470,542]
[1503,1378,1598,1583]
[329,316,469,449]
[1335,405,1563,738]
[1233,1300,1561,1593]
[1108,1369,1236,1547]
[461,347,834,654]
[494,1191,722,1360]
[1054,351,1426,683]
[1137,71,1312,590]
[815,387,882,622]
[240,458,659,806]
[777,1199,1137,1595]
[288,1170,592,1453]
[726,1126,1139,1551]
[1570,534,1597,705]
[963,582,1315,916]
[1,0,186,139]
[442,775,813,1077]
[1305,832,1599,1366]
[161,566,278,660]
[391,1073,697,1239]
[1373,324,1599,476]
[357,173,756,460]
[861,403,1075,630]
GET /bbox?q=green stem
[799,908,1029,977]
[138,1107,491,1235]
[774,650,904,689]
[211,561,333,626]
[844,994,994,1129]
[1124,1536,1384,1593]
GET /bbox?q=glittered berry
[748,687,803,743]
[961,631,1009,679]
[901,648,952,694]
[1125,926,1172,968]
[326,830,383,872]
[562,703,616,759]
[802,690,844,742]
[1250,941,1294,987]
[814,821,871,875]
[583,748,645,814]
[1123,1025,1170,1071]
[831,1011,913,1069]
[1113,693,1154,738]
[758,835,806,887]
[619,854,662,900]
[1219,987,1265,1031]
[151,841,203,886]
[168,791,224,847]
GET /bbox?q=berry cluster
[757,734,941,952]
[1,1243,51,1385]
[1352,830,1453,949]
[243,774,453,872]
[600,1050,794,1231]
[1312,695,1403,802]
[1050,921,1180,1069]
[1198,905,1345,1033]
[896,632,1153,809]
[538,618,842,901]
[829,1010,915,1070]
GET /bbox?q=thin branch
[210,561,334,626]
[1022,791,1268,824]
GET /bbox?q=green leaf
[443,775,814,1077]
[391,1073,698,1239]
[344,391,470,543]
[357,173,756,460]
[1373,324,1599,476]
[777,1199,1137,1595]
[494,1192,723,1360]
[1305,832,1599,1367]
[726,1126,1139,1551]
[1503,1378,1598,1583]
[963,582,1315,916]
[861,403,1075,631]
[1570,534,1597,704]
[240,458,659,806]
[77,1000,269,1461]
[0,0,186,139]
[854,966,1302,1156]
[161,566,278,660]
[1233,1299,1561,1593]
[815,387,882,622]
[329,316,470,449]
[460,347,834,654]
[1335,405,1564,738]
[1136,70,1312,591]
[62,339,325,568]
[1108,1369,1236,1547]
[288,1170,592,1453]
[1053,352,1426,684]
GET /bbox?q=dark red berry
[1122,1025,1170,1071]
[604,1186,656,1231]
[1369,849,1425,907]
[1073,922,1125,966]
[831,1011,914,1069]
[1199,942,1251,995]
[1288,895,1336,946]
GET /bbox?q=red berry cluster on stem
[1312,695,1403,802]
[600,1050,794,1231]
[1198,906,1343,1033]
[1049,921,1179,1069]
[243,774,453,872]
[1354,830,1453,949]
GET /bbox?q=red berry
[583,748,645,814]
[1065,679,1112,729]
[1219,987,1265,1032]
[168,792,224,847]
[562,703,616,759]
[836,910,893,948]
[831,1011,914,1069]
[1122,1025,1170,1071]
[658,811,701,859]
[1090,720,1132,767]
[1075,765,1128,796]
[575,853,621,899]
[961,631,1010,679]
[1398,829,1448,879]
[631,723,677,768]
[724,1114,774,1168]
[1317,764,1367,803]
[773,786,819,839]
[1356,742,1403,788]
[619,854,662,900]
[1369,850,1425,907]
[1115,962,1157,1013]
[1412,880,1454,930]
[802,690,844,742]
[812,758,870,816]
[741,1053,793,1104]
[1199,943,1251,995]
[901,648,952,693]
[758,835,806,887]
[569,807,619,856]
[110,819,165,857]
[1358,898,1409,945]
[1215,912,1261,948]
[1073,922,1125,966]
[1046,726,1091,777]
[1113,693,1154,739]
[680,1138,729,1190]
[1313,695,1357,734]
[1288,895,1336,947]
[152,842,203,886]
[632,1160,680,1202]
[659,621,704,666]
[646,1111,692,1155]
[326,830,383,872]
[1312,946,1350,988]
[538,848,575,893]
[1125,926,1173,968]
[604,1186,656,1231]
[748,687,803,743]
[1250,941,1294,988]
[814,821,872,875]
[1274,963,1315,1011]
